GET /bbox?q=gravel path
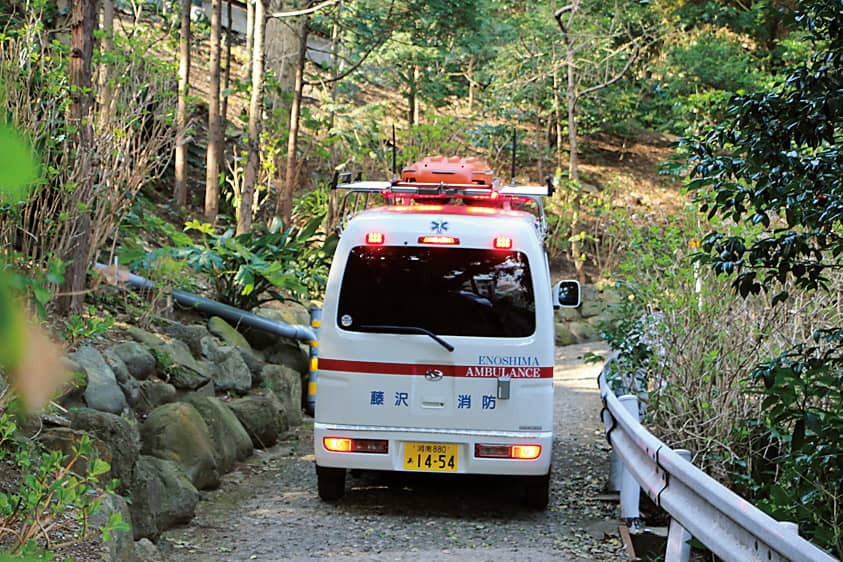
[159,342,624,561]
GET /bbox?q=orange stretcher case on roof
[401,156,494,187]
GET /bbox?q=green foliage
[677,0,843,553]
[0,124,38,204]
[0,411,120,555]
[741,328,843,554]
[175,215,331,310]
[61,305,114,346]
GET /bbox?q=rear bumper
[314,423,552,476]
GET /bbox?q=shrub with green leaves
[173,215,333,310]
[0,411,128,556]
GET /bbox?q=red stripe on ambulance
[318,358,552,379]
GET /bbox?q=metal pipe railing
[94,263,317,343]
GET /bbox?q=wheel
[524,472,550,510]
[316,465,346,501]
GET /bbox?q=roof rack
[330,157,555,241]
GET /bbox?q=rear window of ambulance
[337,246,536,337]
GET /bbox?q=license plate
[403,442,458,472]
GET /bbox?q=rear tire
[525,472,550,510]
[317,465,346,501]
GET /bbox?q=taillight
[366,232,385,244]
[418,235,459,245]
[474,443,542,460]
[323,437,389,454]
[493,237,513,249]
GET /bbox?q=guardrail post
[618,394,641,532]
[665,449,692,562]
[306,308,322,415]
[601,401,622,492]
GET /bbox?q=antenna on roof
[391,124,397,181]
[510,128,517,186]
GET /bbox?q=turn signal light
[474,443,542,460]
[366,232,385,244]
[323,437,389,454]
[511,444,542,460]
[418,235,459,245]
[493,237,513,249]
[323,437,352,452]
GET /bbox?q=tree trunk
[220,0,232,162]
[238,0,266,235]
[205,0,222,223]
[412,64,420,124]
[328,0,342,135]
[59,0,98,314]
[552,70,564,171]
[246,0,255,74]
[96,0,114,126]
[276,22,309,224]
[174,0,191,208]
[467,55,475,112]
[564,34,585,285]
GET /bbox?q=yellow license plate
[403,442,458,472]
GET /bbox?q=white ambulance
[313,156,580,509]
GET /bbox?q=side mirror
[553,280,581,309]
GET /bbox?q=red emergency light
[493,237,513,249]
[365,232,385,245]
[418,235,459,245]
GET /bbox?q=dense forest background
[0,0,841,557]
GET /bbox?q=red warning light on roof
[366,232,385,245]
[493,237,513,249]
[418,235,459,245]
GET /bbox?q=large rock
[208,316,252,351]
[135,380,177,417]
[579,284,619,319]
[261,364,302,426]
[212,347,252,394]
[556,305,583,322]
[130,455,199,540]
[184,395,253,473]
[263,340,309,375]
[102,350,131,384]
[157,339,212,390]
[91,493,135,562]
[228,395,285,449]
[69,408,140,494]
[160,321,211,358]
[569,321,599,343]
[134,538,163,562]
[37,427,110,477]
[71,347,127,414]
[140,402,219,489]
[126,326,165,348]
[555,323,578,346]
[109,342,156,380]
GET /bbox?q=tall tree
[220,0,233,168]
[238,0,267,235]
[97,0,114,125]
[205,0,223,223]
[59,0,98,314]
[554,1,643,283]
[174,0,191,208]
[276,20,309,224]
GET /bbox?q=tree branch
[303,0,396,85]
[576,42,639,100]
[270,0,339,19]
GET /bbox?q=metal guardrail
[598,356,839,562]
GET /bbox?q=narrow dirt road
[159,342,624,561]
